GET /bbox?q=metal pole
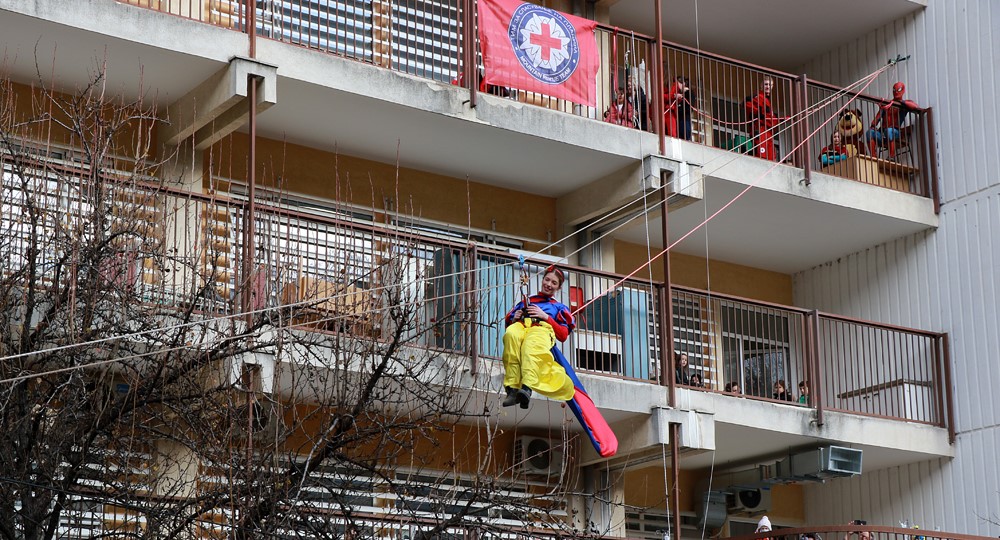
[940,333,956,443]
[670,422,682,540]
[466,0,478,108]
[246,0,256,58]
[799,74,811,183]
[242,76,258,322]
[467,243,479,373]
[660,184,676,406]
[653,0,665,154]
[925,107,941,213]
[811,309,824,426]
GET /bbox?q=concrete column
[152,439,200,499]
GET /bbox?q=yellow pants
[502,321,575,401]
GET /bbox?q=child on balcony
[604,87,637,128]
[820,132,849,166]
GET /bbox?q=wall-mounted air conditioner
[727,488,771,515]
[514,436,564,476]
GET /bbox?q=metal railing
[2,155,953,430]
[121,0,939,202]
[813,312,948,426]
[727,524,996,540]
[807,80,935,197]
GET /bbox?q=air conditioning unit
[514,436,564,476]
[727,488,771,515]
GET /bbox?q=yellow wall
[3,81,159,170]
[614,239,793,305]
[622,467,805,525]
[208,134,557,251]
[623,467,701,512]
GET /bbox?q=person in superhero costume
[501,266,576,408]
[867,81,919,158]
[745,77,780,161]
[500,265,618,457]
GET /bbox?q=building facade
[0,0,995,538]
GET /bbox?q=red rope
[672,96,790,127]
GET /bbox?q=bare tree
[0,66,593,540]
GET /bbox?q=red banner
[478,0,598,107]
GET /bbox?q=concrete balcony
[0,0,938,277]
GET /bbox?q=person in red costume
[867,81,919,157]
[663,76,690,139]
[745,77,781,161]
[604,87,637,128]
[501,266,576,408]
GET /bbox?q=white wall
[792,0,1000,535]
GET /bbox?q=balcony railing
[121,0,940,205]
[727,524,997,540]
[4,151,949,433]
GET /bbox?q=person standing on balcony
[674,352,690,385]
[626,74,649,131]
[604,87,637,127]
[501,266,576,408]
[745,76,781,161]
[664,76,694,140]
[867,81,919,158]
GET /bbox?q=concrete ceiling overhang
[612,172,937,274]
[605,0,927,72]
[1,2,938,276]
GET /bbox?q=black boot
[502,386,518,407]
[516,387,532,409]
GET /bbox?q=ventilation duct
[773,446,863,482]
[713,446,863,491]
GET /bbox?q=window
[257,0,375,61]
[720,303,802,398]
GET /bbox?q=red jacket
[604,101,636,127]
[745,91,778,131]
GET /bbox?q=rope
[571,62,891,318]
[0,60,892,375]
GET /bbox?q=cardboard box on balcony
[281,276,374,335]
[821,155,917,192]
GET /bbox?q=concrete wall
[793,0,1000,535]
[209,133,558,250]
